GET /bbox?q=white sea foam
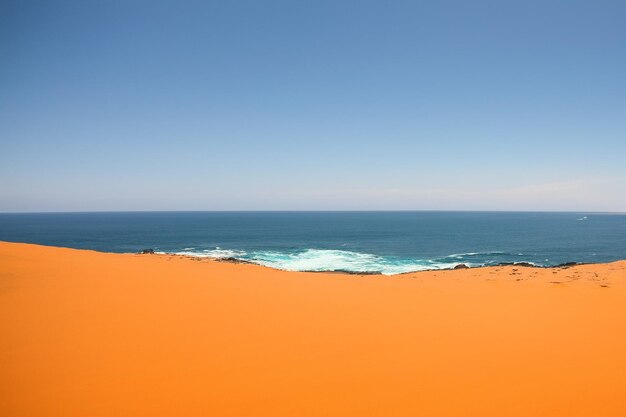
[246,249,460,275]
[175,248,247,259]
[168,248,485,275]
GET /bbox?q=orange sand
[1,242,625,417]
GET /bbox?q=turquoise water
[1,211,625,275]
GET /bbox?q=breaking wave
[174,247,246,259]
[165,247,534,275]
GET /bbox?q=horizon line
[1,209,625,215]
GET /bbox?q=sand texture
[1,242,625,416]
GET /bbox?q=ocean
[1,211,625,275]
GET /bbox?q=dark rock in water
[139,248,155,254]
[454,264,469,269]
[496,262,537,268]
[513,262,536,267]
[334,270,382,275]
[216,257,255,265]
[556,262,582,268]
[304,270,383,275]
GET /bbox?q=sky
[1,0,625,212]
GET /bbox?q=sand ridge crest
[1,242,626,417]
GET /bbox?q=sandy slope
[1,242,625,416]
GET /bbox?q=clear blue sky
[1,0,625,212]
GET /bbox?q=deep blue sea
[1,211,625,275]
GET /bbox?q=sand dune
[1,242,625,416]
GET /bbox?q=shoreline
[143,250,626,284]
[182,253,591,275]
[209,255,590,275]
[2,241,626,416]
[4,241,615,276]
[120,247,620,276]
